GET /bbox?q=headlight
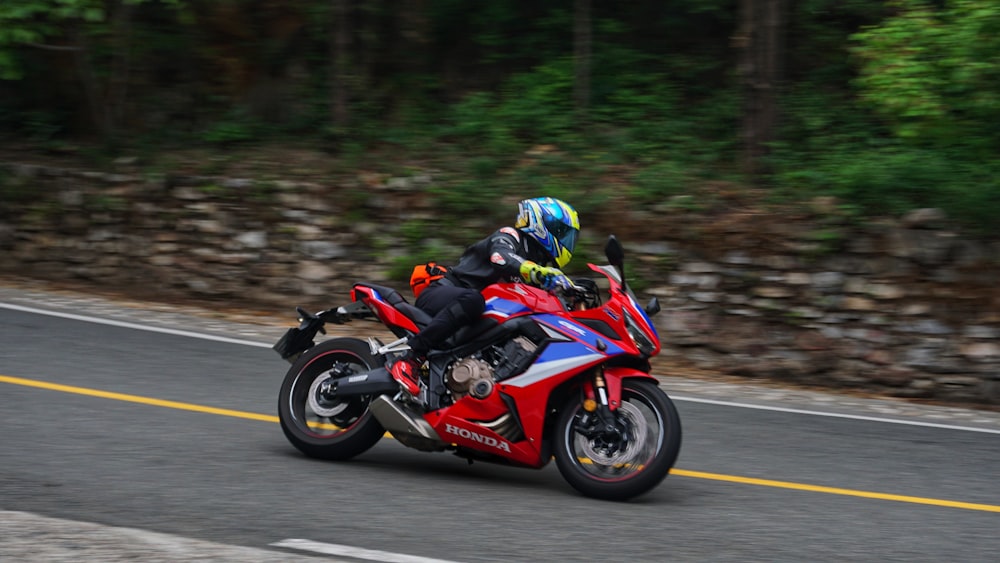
[623,309,657,357]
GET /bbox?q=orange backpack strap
[409,261,449,298]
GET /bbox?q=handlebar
[555,278,602,310]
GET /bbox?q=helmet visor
[545,218,578,254]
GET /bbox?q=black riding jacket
[446,227,555,291]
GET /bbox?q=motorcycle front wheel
[278,337,386,460]
[553,378,681,501]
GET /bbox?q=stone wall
[2,160,998,405]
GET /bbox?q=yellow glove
[519,261,569,290]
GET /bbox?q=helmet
[515,197,580,268]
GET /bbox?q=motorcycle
[273,235,682,500]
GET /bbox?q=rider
[388,197,580,394]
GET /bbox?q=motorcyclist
[389,196,580,394]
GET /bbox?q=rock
[173,187,208,200]
[633,241,676,255]
[753,286,794,298]
[222,178,254,189]
[723,251,752,265]
[669,273,720,288]
[867,283,905,300]
[901,303,932,316]
[901,208,947,229]
[961,343,1000,360]
[784,272,812,285]
[964,326,999,339]
[812,272,845,292]
[3,158,1000,406]
[297,261,334,281]
[299,240,346,260]
[234,231,268,249]
[887,229,956,265]
[901,319,953,335]
[841,296,876,311]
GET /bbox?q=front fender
[596,367,659,410]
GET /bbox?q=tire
[553,379,682,501]
[278,337,386,460]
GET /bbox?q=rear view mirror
[605,235,625,269]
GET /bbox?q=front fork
[575,367,625,438]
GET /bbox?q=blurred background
[1,0,997,233]
[1,1,999,403]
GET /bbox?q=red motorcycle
[274,236,681,500]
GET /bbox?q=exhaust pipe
[327,367,399,397]
[369,396,445,448]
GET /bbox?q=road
[1,287,999,562]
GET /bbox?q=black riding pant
[408,282,485,356]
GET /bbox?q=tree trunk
[574,0,592,118]
[70,2,135,144]
[737,0,788,176]
[71,26,110,141]
[107,3,135,142]
[330,0,350,128]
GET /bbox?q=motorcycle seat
[354,283,433,328]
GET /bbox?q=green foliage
[629,161,690,203]
[19,110,65,143]
[442,58,576,152]
[495,58,575,142]
[0,0,998,236]
[427,180,502,217]
[0,169,31,207]
[86,193,128,213]
[200,111,260,146]
[0,0,178,79]
[776,142,1000,234]
[398,220,431,246]
[852,0,1000,150]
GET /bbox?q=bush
[776,143,1000,235]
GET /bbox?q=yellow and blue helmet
[515,197,580,268]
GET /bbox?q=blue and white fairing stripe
[482,296,531,321]
[502,315,624,388]
[534,314,626,356]
[362,288,389,308]
[503,346,605,388]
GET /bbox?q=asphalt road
[1,294,999,562]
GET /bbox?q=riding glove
[519,261,570,290]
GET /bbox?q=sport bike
[273,235,682,500]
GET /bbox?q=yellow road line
[0,374,279,423]
[4,373,1000,513]
[669,469,1000,513]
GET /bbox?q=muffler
[369,395,445,449]
[327,367,398,397]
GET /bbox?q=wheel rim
[565,387,665,482]
[307,373,350,418]
[288,352,373,438]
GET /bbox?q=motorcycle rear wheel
[278,337,386,460]
[554,378,681,501]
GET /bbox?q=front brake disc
[580,401,647,466]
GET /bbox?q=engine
[445,336,537,400]
[445,357,495,399]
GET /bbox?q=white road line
[0,302,272,348]
[271,539,462,563]
[669,395,1000,435]
[4,300,1000,435]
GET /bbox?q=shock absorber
[582,367,619,434]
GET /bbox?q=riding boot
[388,352,423,396]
